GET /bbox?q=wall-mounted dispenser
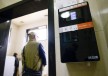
[58,2,100,63]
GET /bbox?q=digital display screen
[59,2,92,28]
[63,9,82,21]
[70,12,77,20]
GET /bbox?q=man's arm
[39,44,46,66]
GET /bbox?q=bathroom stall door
[0,21,10,76]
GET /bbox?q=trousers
[22,67,42,76]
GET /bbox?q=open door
[0,0,56,76]
[0,21,10,76]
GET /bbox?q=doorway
[5,9,48,76]
[0,0,56,76]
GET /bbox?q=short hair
[28,32,35,36]
[28,32,36,40]
[13,53,17,57]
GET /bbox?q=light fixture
[61,11,70,18]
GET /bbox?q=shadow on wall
[66,62,106,76]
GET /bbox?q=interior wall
[95,0,108,48]
[6,23,20,56]
[54,0,108,76]
[0,0,22,9]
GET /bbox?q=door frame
[0,0,56,76]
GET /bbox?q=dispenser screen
[70,12,77,20]
[66,9,82,21]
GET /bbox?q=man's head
[28,32,36,41]
[13,53,18,57]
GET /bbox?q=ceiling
[12,9,48,26]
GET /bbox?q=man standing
[22,32,46,76]
[13,53,19,76]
